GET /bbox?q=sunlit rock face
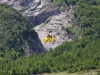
[0,0,79,51]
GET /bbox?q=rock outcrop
[0,0,79,51]
[34,8,77,50]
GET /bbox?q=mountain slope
[0,4,46,57]
[0,0,100,75]
[0,0,80,50]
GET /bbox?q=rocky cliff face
[0,0,80,51]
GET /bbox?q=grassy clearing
[42,71,97,75]
[38,23,46,30]
[66,24,80,36]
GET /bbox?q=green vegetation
[53,0,77,6]
[60,6,67,11]
[39,23,47,30]
[0,4,38,59]
[53,0,64,6]
[0,0,100,75]
[66,24,80,36]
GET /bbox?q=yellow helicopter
[43,31,55,44]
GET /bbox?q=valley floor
[42,71,97,75]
